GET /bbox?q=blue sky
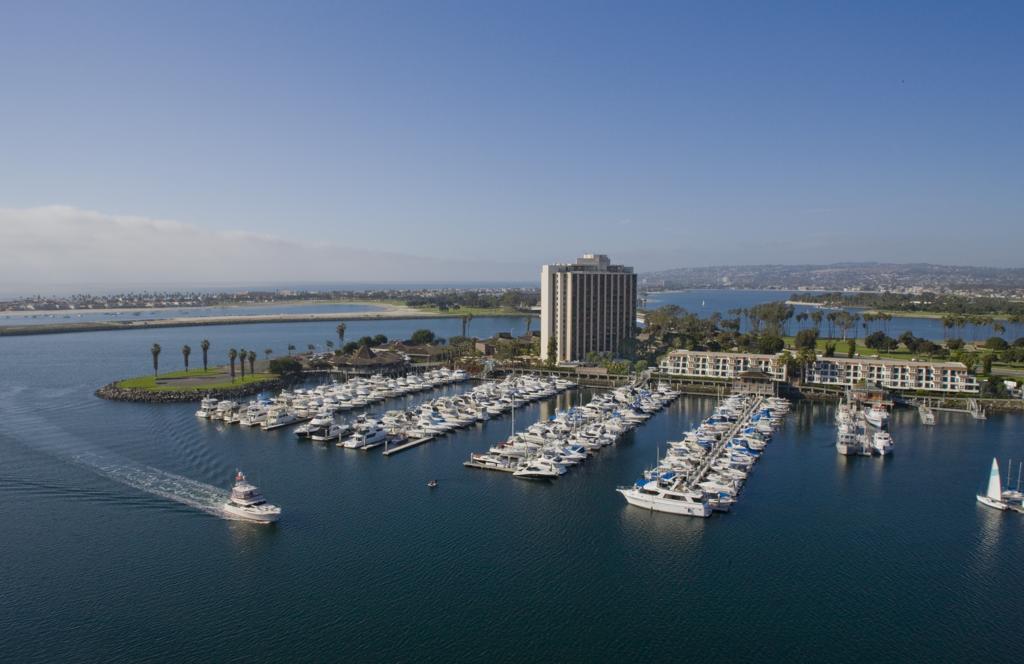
[1,1,1021,286]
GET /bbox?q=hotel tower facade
[540,254,637,364]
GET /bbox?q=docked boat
[617,480,711,517]
[342,423,388,449]
[977,458,1008,511]
[311,422,351,442]
[222,471,282,523]
[918,404,936,425]
[195,397,218,419]
[512,457,563,480]
[262,407,298,430]
[871,431,894,456]
[864,404,889,428]
[836,427,859,456]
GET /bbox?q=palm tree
[461,313,473,338]
[182,344,191,372]
[941,315,955,340]
[525,316,533,336]
[201,339,210,371]
[307,343,315,353]
[150,343,161,377]
[248,350,256,374]
[239,348,246,379]
[287,344,296,356]
[264,348,273,360]
[810,310,823,335]
[826,312,837,339]
[336,323,346,344]
[228,348,238,380]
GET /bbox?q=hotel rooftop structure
[659,349,979,394]
[540,254,637,364]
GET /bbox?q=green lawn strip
[408,305,529,317]
[116,370,277,392]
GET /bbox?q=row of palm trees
[940,314,1014,341]
[149,339,272,380]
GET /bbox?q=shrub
[984,336,1009,351]
[268,357,303,378]
[794,328,819,350]
[410,329,436,345]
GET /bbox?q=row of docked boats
[617,394,791,517]
[319,374,578,449]
[194,368,471,429]
[466,384,681,479]
[834,401,894,457]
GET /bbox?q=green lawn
[782,336,926,359]
[116,367,277,392]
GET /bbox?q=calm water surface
[1,315,1022,661]
[0,302,386,326]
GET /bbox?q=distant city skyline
[2,2,1022,287]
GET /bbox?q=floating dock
[382,437,434,456]
[463,460,517,473]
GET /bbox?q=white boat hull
[222,503,282,523]
[976,495,1008,511]
[618,488,711,517]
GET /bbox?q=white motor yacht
[222,471,281,524]
[872,431,894,456]
[513,458,563,480]
[262,408,298,430]
[617,480,711,517]
[311,422,350,442]
[864,404,889,428]
[342,424,388,449]
[836,428,860,456]
[195,397,218,418]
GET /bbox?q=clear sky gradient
[1,1,1021,286]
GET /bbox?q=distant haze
[0,206,535,295]
[1,4,1021,289]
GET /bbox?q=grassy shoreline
[116,368,278,393]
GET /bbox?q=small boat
[223,471,282,523]
[835,427,859,456]
[427,479,438,488]
[872,431,894,456]
[976,458,1008,511]
[864,404,889,428]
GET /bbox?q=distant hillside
[641,263,1024,294]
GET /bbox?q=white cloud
[0,206,532,292]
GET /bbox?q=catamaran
[976,458,1008,511]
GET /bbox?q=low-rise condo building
[658,350,789,381]
[658,349,979,393]
[807,356,979,393]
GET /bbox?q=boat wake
[0,393,229,519]
[81,454,229,517]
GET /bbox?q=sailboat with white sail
[976,458,1008,511]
